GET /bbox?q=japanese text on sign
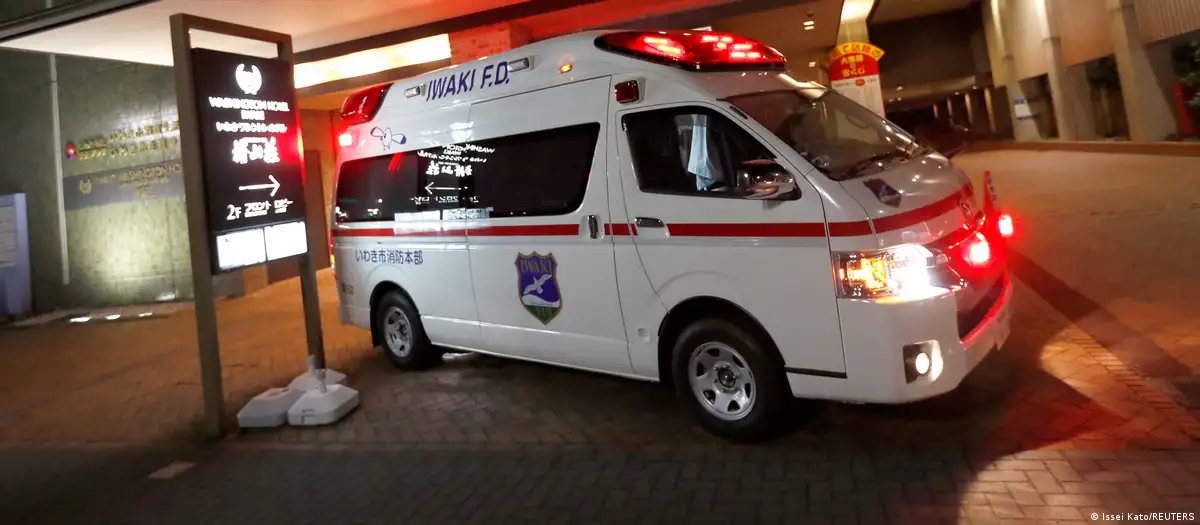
[354,249,425,265]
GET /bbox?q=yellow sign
[829,41,885,62]
[70,119,181,160]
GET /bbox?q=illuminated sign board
[190,48,308,273]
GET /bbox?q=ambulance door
[465,76,633,375]
[614,101,847,378]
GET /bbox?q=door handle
[635,217,665,228]
[586,215,600,239]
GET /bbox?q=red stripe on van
[667,222,828,237]
[827,220,873,237]
[609,223,636,236]
[468,224,581,236]
[331,185,972,240]
[332,226,467,237]
[870,185,971,234]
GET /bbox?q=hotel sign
[63,160,185,211]
[189,48,309,273]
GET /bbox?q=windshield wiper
[846,151,905,176]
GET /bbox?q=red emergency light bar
[595,31,786,72]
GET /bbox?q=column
[968,90,993,134]
[936,99,952,120]
[988,0,1042,140]
[1106,0,1176,141]
[448,23,532,65]
[1038,0,1097,141]
[837,18,869,45]
[949,95,970,123]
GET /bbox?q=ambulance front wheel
[671,318,790,443]
[374,291,440,371]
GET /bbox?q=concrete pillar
[989,0,1043,140]
[448,23,531,65]
[837,19,869,45]
[949,94,970,123]
[1038,0,1098,141]
[968,90,992,134]
[988,86,1015,138]
[1106,0,1176,141]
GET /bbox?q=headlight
[834,244,938,299]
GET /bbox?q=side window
[472,123,599,217]
[623,107,773,197]
[333,122,599,223]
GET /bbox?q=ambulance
[330,30,1014,441]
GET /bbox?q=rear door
[464,77,633,375]
[614,101,847,377]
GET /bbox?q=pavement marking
[147,460,197,480]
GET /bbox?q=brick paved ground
[955,151,1200,379]
[1,150,1198,523]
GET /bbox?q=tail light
[340,83,392,125]
[595,31,786,71]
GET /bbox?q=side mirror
[736,160,800,201]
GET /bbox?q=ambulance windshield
[726,87,927,181]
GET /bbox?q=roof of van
[365,29,791,116]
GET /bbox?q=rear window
[334,123,600,223]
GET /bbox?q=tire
[670,317,790,443]
[373,291,440,371]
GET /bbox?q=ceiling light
[805,26,815,31]
[808,61,817,67]
[804,20,815,26]
[896,86,904,91]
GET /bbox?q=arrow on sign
[425,181,456,194]
[239,174,281,197]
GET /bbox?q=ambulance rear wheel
[671,318,789,443]
[375,291,439,371]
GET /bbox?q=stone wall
[449,23,532,64]
[0,50,61,312]
[0,48,191,310]
[0,0,49,24]
[56,55,189,306]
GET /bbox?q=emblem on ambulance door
[863,178,902,207]
[516,252,562,325]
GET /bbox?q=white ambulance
[330,30,1014,441]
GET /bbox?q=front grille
[957,276,1006,339]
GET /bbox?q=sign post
[827,41,887,117]
[170,14,349,438]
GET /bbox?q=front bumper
[787,273,1013,403]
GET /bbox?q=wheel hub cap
[687,342,757,421]
[383,307,412,358]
